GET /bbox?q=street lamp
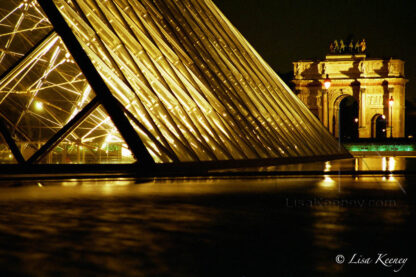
[389,96,394,138]
[324,74,331,90]
[322,74,331,130]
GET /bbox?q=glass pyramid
[0,0,349,166]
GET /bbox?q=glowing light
[324,161,331,172]
[323,74,331,89]
[101,134,118,150]
[319,175,335,188]
[388,175,395,182]
[389,96,394,106]
[121,146,132,157]
[105,133,120,143]
[101,142,108,150]
[388,157,396,171]
[34,101,43,111]
[381,115,386,119]
[354,118,358,123]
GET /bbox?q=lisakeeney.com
[285,198,397,208]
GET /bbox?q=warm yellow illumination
[388,175,396,182]
[101,142,108,150]
[319,175,335,188]
[105,134,114,143]
[0,0,348,165]
[121,146,132,157]
[382,157,387,171]
[323,74,331,89]
[389,96,394,106]
[388,157,396,171]
[324,161,331,172]
[34,101,44,111]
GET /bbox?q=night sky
[216,0,416,101]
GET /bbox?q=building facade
[292,54,406,139]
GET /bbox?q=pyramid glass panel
[39,105,135,164]
[0,0,349,166]
[0,0,53,75]
[0,140,16,164]
[0,33,96,159]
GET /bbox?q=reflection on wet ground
[215,156,415,173]
[0,172,415,276]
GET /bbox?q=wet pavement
[0,160,415,276]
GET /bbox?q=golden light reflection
[388,157,396,171]
[319,175,336,188]
[121,144,132,157]
[324,161,331,172]
[0,0,348,164]
[382,157,387,171]
[354,157,405,171]
[61,181,78,187]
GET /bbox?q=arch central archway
[333,95,358,140]
[371,114,387,139]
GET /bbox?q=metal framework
[0,0,350,170]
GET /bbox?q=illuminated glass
[0,143,16,164]
[0,0,349,165]
[40,105,135,164]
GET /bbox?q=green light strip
[344,144,415,152]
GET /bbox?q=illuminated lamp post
[323,74,331,129]
[389,96,394,138]
[324,74,331,90]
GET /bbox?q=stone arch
[371,114,387,139]
[333,94,359,139]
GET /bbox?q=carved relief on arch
[366,94,383,106]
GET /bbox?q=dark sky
[215,0,416,101]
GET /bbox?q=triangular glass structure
[39,104,135,164]
[0,35,96,159]
[0,137,16,164]
[0,0,349,167]
[0,1,53,75]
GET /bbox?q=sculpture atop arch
[329,38,367,54]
